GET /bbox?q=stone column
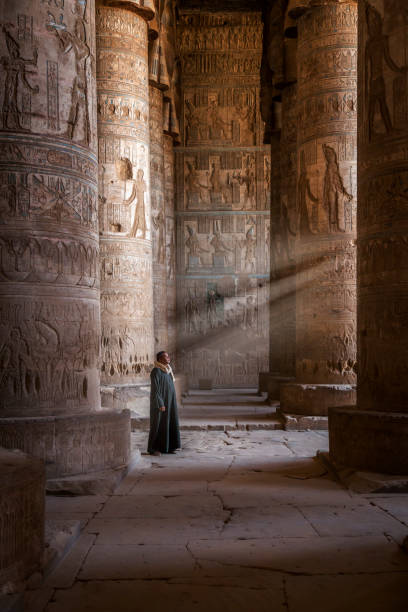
[0,0,130,479]
[330,1,408,474]
[280,1,358,428]
[97,1,155,411]
[164,132,177,360]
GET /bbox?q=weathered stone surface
[286,574,408,612]
[0,0,101,419]
[176,10,270,388]
[0,410,130,478]
[0,449,44,591]
[329,0,408,473]
[283,1,358,416]
[280,383,356,416]
[329,407,408,474]
[97,1,155,386]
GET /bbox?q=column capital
[98,0,155,22]
[289,0,357,19]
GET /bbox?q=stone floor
[27,428,408,612]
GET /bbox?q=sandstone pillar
[0,0,130,478]
[280,1,358,427]
[330,1,408,473]
[164,132,177,360]
[97,1,155,402]
[149,31,170,353]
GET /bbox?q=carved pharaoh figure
[322,144,353,233]
[1,27,39,130]
[47,0,91,145]
[125,168,148,239]
[297,150,318,236]
[365,2,407,140]
[152,210,166,264]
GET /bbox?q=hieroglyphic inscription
[295,2,357,385]
[96,4,154,384]
[358,1,408,412]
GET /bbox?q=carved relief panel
[0,0,101,415]
[176,10,269,387]
[96,4,154,385]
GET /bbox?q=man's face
[159,352,170,365]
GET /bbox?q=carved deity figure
[185,160,209,206]
[242,226,256,272]
[185,225,209,262]
[237,102,255,145]
[234,158,256,209]
[322,144,353,233]
[47,0,91,144]
[245,295,257,332]
[185,291,200,334]
[210,229,233,266]
[185,98,206,143]
[125,168,147,238]
[297,150,318,236]
[280,197,296,263]
[152,210,166,264]
[0,327,33,400]
[365,2,407,139]
[207,289,218,329]
[208,99,231,140]
[1,28,39,130]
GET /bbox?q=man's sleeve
[151,369,165,409]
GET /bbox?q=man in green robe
[148,351,181,456]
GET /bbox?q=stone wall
[175,10,270,388]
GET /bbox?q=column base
[0,410,131,480]
[101,383,150,418]
[267,375,295,401]
[329,406,408,475]
[280,383,356,416]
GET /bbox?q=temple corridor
[24,397,408,612]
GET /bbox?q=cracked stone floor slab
[30,429,408,612]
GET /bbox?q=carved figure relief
[47,0,91,145]
[297,150,318,237]
[322,144,353,233]
[365,2,407,140]
[1,27,39,131]
[125,168,147,239]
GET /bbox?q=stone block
[280,383,356,416]
[198,379,213,390]
[329,406,408,475]
[279,411,328,431]
[0,449,45,592]
[100,384,150,418]
[267,375,295,401]
[0,410,131,479]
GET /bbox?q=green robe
[148,367,181,454]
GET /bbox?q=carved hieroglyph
[358,0,408,412]
[149,84,168,353]
[176,10,270,388]
[294,1,357,387]
[0,0,101,416]
[96,2,154,384]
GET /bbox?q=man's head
[157,351,170,365]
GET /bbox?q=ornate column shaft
[96,1,155,389]
[149,84,168,352]
[330,1,408,473]
[280,1,358,424]
[164,133,177,360]
[0,0,130,479]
